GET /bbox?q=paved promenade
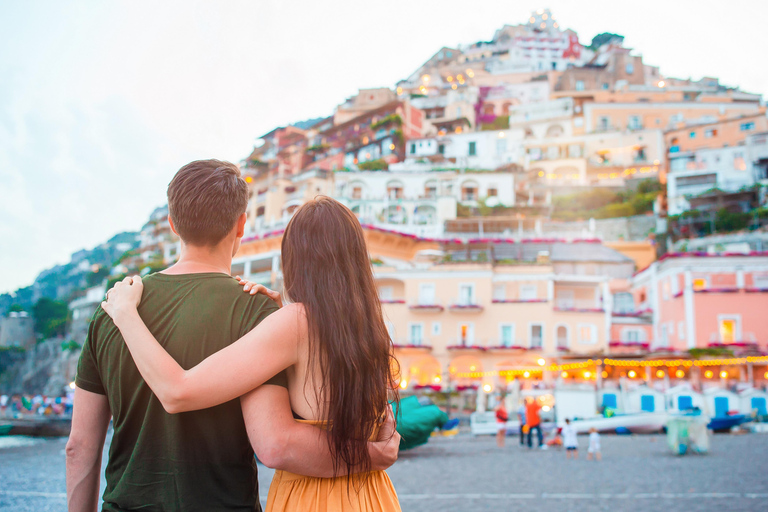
[1,432,766,511]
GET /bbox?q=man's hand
[369,404,400,471]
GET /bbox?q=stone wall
[0,314,35,349]
[0,339,80,395]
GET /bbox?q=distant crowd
[0,392,74,417]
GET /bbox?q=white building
[667,144,765,215]
[334,169,515,236]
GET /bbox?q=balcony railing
[379,298,406,304]
[707,332,759,349]
[448,300,484,312]
[553,299,604,313]
[408,302,444,312]
[392,338,432,349]
[446,339,487,351]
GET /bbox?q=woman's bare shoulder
[265,303,308,334]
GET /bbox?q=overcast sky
[1,0,766,294]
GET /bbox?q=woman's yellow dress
[265,419,401,512]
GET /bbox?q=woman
[101,197,401,511]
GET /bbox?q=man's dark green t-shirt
[76,272,278,511]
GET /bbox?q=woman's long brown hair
[281,196,399,481]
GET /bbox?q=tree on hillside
[32,298,69,339]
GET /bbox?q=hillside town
[2,9,768,415]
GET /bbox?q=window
[487,187,498,198]
[662,280,671,301]
[352,186,362,199]
[575,80,585,91]
[598,116,610,131]
[520,284,537,301]
[718,315,740,343]
[418,283,436,305]
[556,289,575,309]
[622,328,645,342]
[625,63,634,74]
[410,143,416,154]
[493,284,505,301]
[385,321,395,341]
[660,324,669,347]
[612,292,635,314]
[740,122,755,131]
[676,174,716,188]
[602,83,609,90]
[692,278,708,291]
[458,323,474,345]
[379,286,394,301]
[456,107,462,117]
[468,141,476,156]
[409,323,424,345]
[578,324,597,344]
[689,131,696,139]
[530,324,543,348]
[438,144,445,154]
[556,325,569,347]
[679,322,685,340]
[458,284,475,305]
[754,274,768,288]
[496,138,507,155]
[431,322,441,336]
[628,116,642,131]
[500,324,515,347]
[705,128,718,138]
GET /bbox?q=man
[517,400,526,446]
[66,160,399,511]
[525,396,544,449]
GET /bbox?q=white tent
[625,386,665,414]
[702,386,740,418]
[738,388,768,417]
[665,384,705,413]
[598,387,624,412]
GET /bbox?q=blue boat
[707,414,750,432]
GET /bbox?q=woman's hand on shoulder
[235,276,283,308]
[101,275,144,326]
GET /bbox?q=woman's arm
[102,276,301,414]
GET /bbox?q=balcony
[408,302,444,312]
[446,339,487,351]
[379,298,406,304]
[448,300,484,312]
[553,299,605,313]
[392,338,433,350]
[609,340,650,351]
[707,332,759,350]
[485,340,530,351]
[492,298,547,304]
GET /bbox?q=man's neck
[162,242,233,276]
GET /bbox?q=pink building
[632,253,768,352]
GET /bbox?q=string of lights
[453,356,768,379]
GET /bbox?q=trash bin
[666,412,710,455]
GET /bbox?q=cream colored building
[232,228,638,391]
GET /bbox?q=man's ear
[235,212,247,238]
[168,216,179,236]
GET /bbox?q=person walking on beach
[66,161,399,512]
[562,418,578,459]
[101,195,403,511]
[525,397,544,449]
[587,427,602,461]
[495,397,509,448]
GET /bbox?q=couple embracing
[66,160,402,511]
